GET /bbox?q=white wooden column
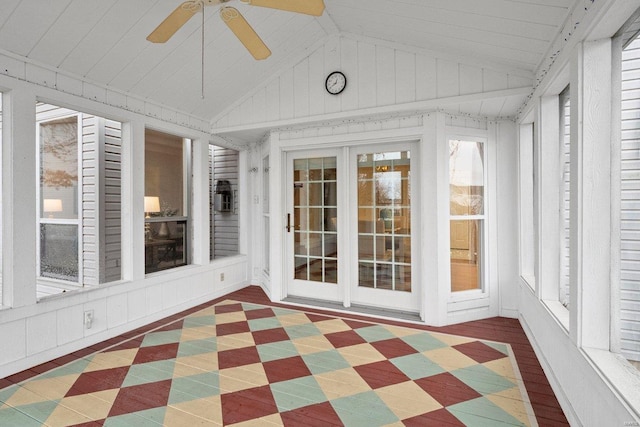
[569,39,612,349]
[2,86,37,307]
[191,138,210,265]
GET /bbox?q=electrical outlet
[84,310,94,329]
[220,272,225,282]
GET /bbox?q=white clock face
[326,72,346,95]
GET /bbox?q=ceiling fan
[147,0,326,60]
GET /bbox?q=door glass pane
[293,157,338,284]
[450,219,483,291]
[357,151,411,292]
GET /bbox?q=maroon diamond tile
[218,346,261,369]
[252,327,290,345]
[403,408,465,427]
[452,341,508,364]
[353,360,410,389]
[415,372,482,407]
[215,303,244,314]
[305,313,334,323]
[69,421,105,427]
[342,319,373,329]
[371,338,419,359]
[281,402,343,427]
[65,366,130,397]
[108,379,172,417]
[132,343,179,364]
[154,320,184,332]
[221,385,278,425]
[245,307,275,320]
[262,356,312,383]
[325,330,367,348]
[216,321,251,337]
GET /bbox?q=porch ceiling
[0,0,574,124]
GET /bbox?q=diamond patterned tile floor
[0,286,569,426]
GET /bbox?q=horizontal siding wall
[212,147,239,259]
[103,119,122,283]
[621,36,640,362]
[213,37,532,129]
[82,115,99,285]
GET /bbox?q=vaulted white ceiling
[0,0,575,124]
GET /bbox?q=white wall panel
[213,37,529,130]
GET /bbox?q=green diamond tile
[272,307,299,316]
[0,384,20,403]
[7,400,59,423]
[485,341,510,356]
[391,352,445,380]
[452,364,516,395]
[401,332,448,352]
[355,325,396,343]
[257,341,299,362]
[301,350,351,375]
[242,303,267,311]
[168,372,220,404]
[104,407,167,427]
[448,396,527,426]
[331,391,400,427]
[177,339,217,357]
[141,330,183,347]
[183,315,216,328]
[122,360,176,387]
[284,323,321,340]
[0,406,43,426]
[270,376,328,412]
[248,317,282,332]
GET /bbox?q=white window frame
[36,111,83,286]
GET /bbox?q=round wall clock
[325,71,347,95]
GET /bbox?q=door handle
[286,213,300,232]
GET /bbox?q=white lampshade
[43,198,63,213]
[144,196,160,213]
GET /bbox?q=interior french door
[349,143,419,312]
[285,143,419,313]
[285,149,342,302]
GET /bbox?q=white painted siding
[621,36,640,362]
[103,120,122,283]
[211,147,239,259]
[213,37,532,129]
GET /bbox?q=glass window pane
[40,224,78,282]
[449,140,484,215]
[40,117,78,220]
[450,219,483,292]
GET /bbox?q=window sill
[542,299,570,333]
[583,347,640,420]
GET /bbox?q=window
[519,122,536,288]
[620,27,640,366]
[449,139,485,292]
[36,103,123,292]
[145,129,189,273]
[209,145,239,260]
[559,87,571,308]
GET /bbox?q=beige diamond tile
[423,347,477,371]
[375,381,442,420]
[84,348,138,372]
[382,324,423,338]
[292,335,335,355]
[215,311,247,325]
[20,374,79,401]
[337,343,386,366]
[56,389,119,421]
[486,386,534,427]
[169,395,223,424]
[276,312,311,327]
[313,318,351,335]
[216,332,255,351]
[180,325,217,342]
[229,413,283,426]
[219,363,269,394]
[484,356,520,382]
[314,367,371,400]
[174,354,218,378]
[429,331,475,346]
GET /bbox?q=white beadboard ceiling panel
[0,0,575,124]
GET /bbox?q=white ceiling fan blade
[147,1,202,43]
[220,7,271,60]
[242,0,325,16]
